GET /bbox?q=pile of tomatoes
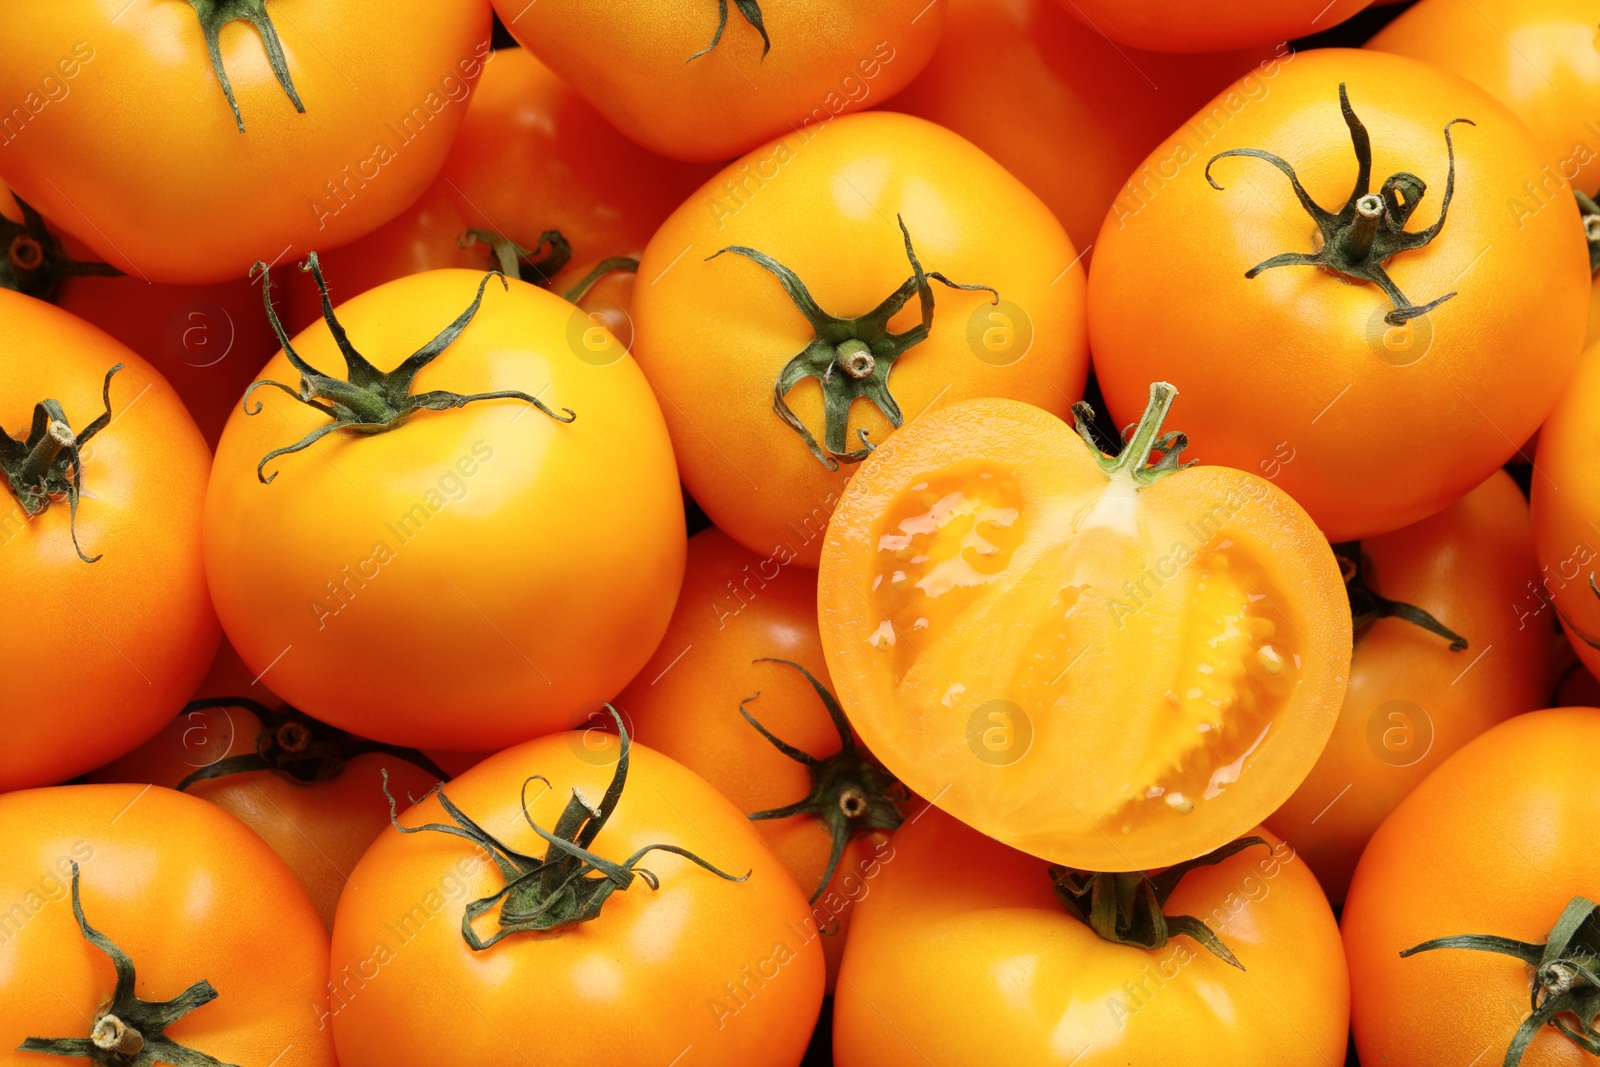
[2,1,1599,1065]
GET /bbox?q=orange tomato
[1266,471,1549,904]
[0,1,491,282]
[89,641,454,929]
[618,526,902,990]
[888,0,1268,255]
[633,111,1089,568]
[0,783,334,1067]
[329,723,825,1066]
[0,290,218,790]
[1052,0,1374,52]
[834,809,1348,1066]
[204,267,684,751]
[284,48,713,342]
[1531,342,1600,676]
[1345,707,1600,1067]
[817,387,1350,872]
[1368,0,1600,195]
[494,0,945,162]
[1,184,276,445]
[1090,48,1589,541]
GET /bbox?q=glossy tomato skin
[1368,0,1600,195]
[1054,0,1373,52]
[330,730,825,1067]
[1266,471,1549,905]
[1091,49,1589,542]
[617,526,895,990]
[1345,707,1600,1067]
[834,810,1347,1066]
[496,0,945,162]
[0,186,277,446]
[0,292,218,790]
[0,2,491,283]
[285,48,713,338]
[0,784,335,1067]
[817,396,1351,873]
[634,111,1090,568]
[888,0,1268,254]
[88,640,450,930]
[204,270,684,751]
[1533,349,1600,674]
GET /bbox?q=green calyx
[1049,837,1268,968]
[187,0,304,133]
[459,228,639,304]
[383,706,747,949]
[1206,82,1473,327]
[739,659,903,904]
[689,0,769,61]
[1334,543,1467,651]
[1072,380,1194,487]
[0,363,121,563]
[245,252,575,484]
[1577,191,1600,274]
[1,193,121,300]
[18,863,238,1067]
[710,215,997,471]
[176,696,449,790]
[1402,895,1600,1067]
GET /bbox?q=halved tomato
[817,385,1350,871]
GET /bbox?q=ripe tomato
[817,387,1350,872]
[1531,345,1600,675]
[494,0,945,162]
[1266,471,1549,904]
[889,0,1268,254]
[1053,0,1373,52]
[0,1,491,283]
[284,48,712,344]
[1345,707,1600,1067]
[329,719,825,1066]
[0,291,218,791]
[633,111,1090,568]
[89,640,455,929]
[204,265,684,751]
[1368,0,1600,195]
[1090,49,1589,542]
[618,526,902,989]
[0,783,334,1067]
[834,809,1348,1066]
[1,184,276,445]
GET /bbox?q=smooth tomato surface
[1533,347,1600,679]
[496,0,945,161]
[634,111,1090,568]
[0,291,218,790]
[89,640,452,929]
[1345,708,1600,1067]
[330,730,825,1066]
[205,270,684,750]
[1054,0,1373,52]
[817,395,1350,872]
[834,810,1348,1066]
[618,527,899,989]
[1267,471,1550,904]
[889,0,1267,254]
[0,1,491,282]
[1369,0,1600,194]
[1091,49,1589,541]
[0,784,334,1067]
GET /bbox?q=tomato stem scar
[244,252,577,485]
[739,658,905,903]
[0,191,121,301]
[0,363,122,563]
[707,214,998,471]
[1205,82,1473,327]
